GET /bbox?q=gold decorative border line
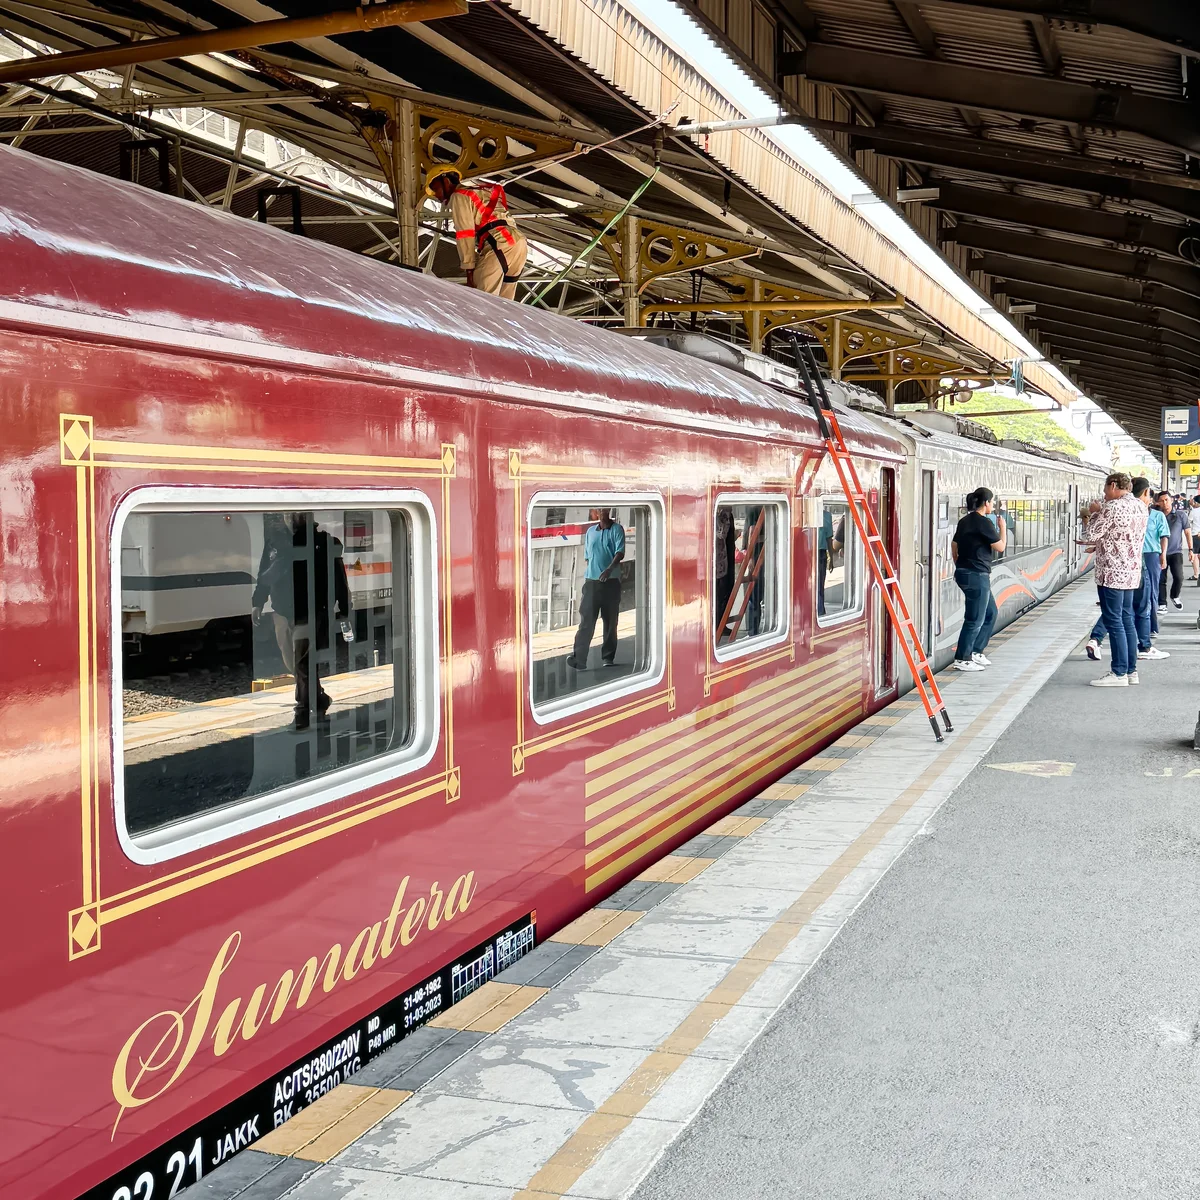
[61,416,458,960]
[509,450,674,775]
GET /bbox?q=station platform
[198,578,1199,1200]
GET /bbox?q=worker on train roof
[426,166,529,301]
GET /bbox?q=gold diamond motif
[512,746,525,774]
[70,908,98,951]
[446,768,460,800]
[63,420,91,462]
[441,444,456,475]
[508,449,522,479]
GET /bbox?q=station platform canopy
[2,0,1181,437]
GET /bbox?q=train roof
[866,408,1109,479]
[0,147,902,460]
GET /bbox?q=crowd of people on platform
[1078,476,1200,687]
[948,475,1199,684]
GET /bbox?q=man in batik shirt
[1080,472,1147,687]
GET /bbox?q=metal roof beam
[1001,278,1200,341]
[912,1,1200,58]
[980,252,1200,321]
[1036,329,1200,372]
[1028,302,1200,352]
[949,224,1200,298]
[1033,318,1200,366]
[928,184,1190,257]
[803,120,1200,219]
[783,43,1200,155]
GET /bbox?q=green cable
[523,167,660,309]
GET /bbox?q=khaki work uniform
[449,184,528,299]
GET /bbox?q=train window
[712,496,790,656]
[528,496,664,721]
[114,490,438,861]
[817,500,863,624]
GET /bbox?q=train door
[873,467,896,693]
[1067,484,1079,572]
[917,469,936,652]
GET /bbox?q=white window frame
[527,490,666,725]
[110,486,440,865]
[816,498,866,627]
[711,491,792,663]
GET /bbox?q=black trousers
[573,578,622,666]
[1160,552,1185,604]
[294,634,332,718]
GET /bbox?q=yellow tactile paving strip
[252,1084,411,1162]
[635,855,715,884]
[426,981,549,1033]
[548,908,645,946]
[705,814,768,837]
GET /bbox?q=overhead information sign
[1179,462,1200,476]
[1168,443,1200,461]
[1162,406,1200,444]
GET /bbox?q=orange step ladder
[791,338,953,743]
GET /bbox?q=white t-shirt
[1189,507,1200,536]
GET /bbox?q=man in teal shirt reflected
[567,507,626,670]
[1135,477,1169,657]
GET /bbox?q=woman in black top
[950,487,1008,671]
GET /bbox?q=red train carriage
[0,147,903,1199]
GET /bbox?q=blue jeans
[954,568,997,661]
[1098,585,1137,677]
[1090,613,1106,644]
[1135,552,1162,651]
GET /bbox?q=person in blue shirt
[1134,479,1170,658]
[567,507,626,670]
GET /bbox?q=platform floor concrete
[634,587,1200,1200]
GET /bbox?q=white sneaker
[1085,639,1100,660]
[1158,604,1168,613]
[972,653,992,666]
[1090,673,1128,687]
[953,659,985,672]
[1128,671,1140,685]
[1172,598,1184,609]
[1138,646,1170,660]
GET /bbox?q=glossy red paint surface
[0,147,903,1199]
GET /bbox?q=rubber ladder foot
[940,710,953,733]
[929,714,944,743]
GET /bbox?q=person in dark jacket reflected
[251,512,350,729]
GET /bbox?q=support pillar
[829,317,843,380]
[621,214,640,327]
[749,279,764,353]
[885,349,896,414]
[396,98,420,269]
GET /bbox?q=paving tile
[690,853,831,895]
[635,855,713,883]
[285,1163,521,1198]
[194,1149,282,1198]
[703,814,767,837]
[367,1030,488,1091]
[501,986,697,1052]
[336,1091,588,1189]
[295,1089,412,1162]
[632,1051,735,1124]
[351,1025,473,1088]
[594,879,678,912]
[495,940,585,986]
[804,755,850,770]
[553,945,736,1004]
[651,878,798,922]
[671,833,741,858]
[254,1084,386,1157]
[548,908,643,946]
[614,913,774,961]
[428,982,547,1032]
[231,1157,321,1199]
[424,1036,648,1112]
[520,942,603,988]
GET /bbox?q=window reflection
[713,501,785,648]
[120,508,412,837]
[817,500,860,621]
[530,503,653,709]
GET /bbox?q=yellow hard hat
[425,165,462,199]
